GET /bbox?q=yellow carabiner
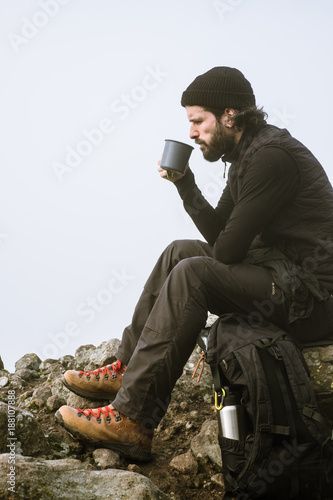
[215,387,225,411]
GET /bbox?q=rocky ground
[0,331,332,499]
[0,339,225,499]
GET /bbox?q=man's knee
[172,255,208,279]
[164,239,197,256]
[164,239,211,261]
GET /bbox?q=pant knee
[164,239,212,262]
[171,256,208,281]
[164,239,197,256]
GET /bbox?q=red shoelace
[78,360,124,378]
[76,405,121,422]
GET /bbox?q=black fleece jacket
[175,135,300,265]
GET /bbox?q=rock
[0,402,49,457]
[59,355,76,370]
[128,463,142,473]
[92,448,122,469]
[0,338,225,498]
[17,390,33,404]
[170,450,198,474]
[303,344,333,426]
[15,353,41,373]
[28,398,45,410]
[8,374,27,390]
[66,392,110,410]
[39,358,62,376]
[48,376,70,401]
[174,347,213,405]
[74,344,96,369]
[3,329,331,500]
[32,384,52,403]
[211,473,224,487]
[319,345,333,363]
[46,428,84,458]
[0,376,9,387]
[191,419,222,469]
[15,369,39,381]
[206,314,219,327]
[46,395,67,412]
[74,339,121,371]
[87,338,121,368]
[0,454,170,500]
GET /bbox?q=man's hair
[204,105,267,131]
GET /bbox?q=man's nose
[189,124,199,139]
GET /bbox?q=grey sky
[1,0,333,371]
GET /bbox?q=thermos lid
[223,388,241,406]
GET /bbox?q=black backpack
[203,313,333,499]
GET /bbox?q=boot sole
[61,375,119,401]
[55,410,152,463]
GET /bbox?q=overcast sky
[1,0,333,372]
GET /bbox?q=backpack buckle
[259,423,271,433]
[268,344,283,361]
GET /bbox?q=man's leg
[56,255,289,460]
[116,239,213,364]
[112,256,289,427]
[62,239,213,399]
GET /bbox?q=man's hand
[157,159,188,183]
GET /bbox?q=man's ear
[225,108,236,117]
[223,108,237,128]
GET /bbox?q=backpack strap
[259,339,302,497]
[239,338,301,497]
[210,363,229,392]
[302,406,332,428]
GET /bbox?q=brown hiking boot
[62,360,126,400]
[55,404,152,462]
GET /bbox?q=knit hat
[181,67,255,110]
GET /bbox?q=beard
[196,121,236,162]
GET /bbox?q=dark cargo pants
[112,239,333,427]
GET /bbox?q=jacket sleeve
[212,146,300,264]
[175,168,235,246]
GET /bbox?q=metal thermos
[216,388,247,441]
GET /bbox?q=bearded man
[55,67,333,462]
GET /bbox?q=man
[55,67,333,462]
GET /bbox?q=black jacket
[176,124,333,293]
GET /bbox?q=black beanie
[181,67,255,110]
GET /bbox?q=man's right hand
[157,159,188,183]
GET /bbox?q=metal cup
[160,139,194,174]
